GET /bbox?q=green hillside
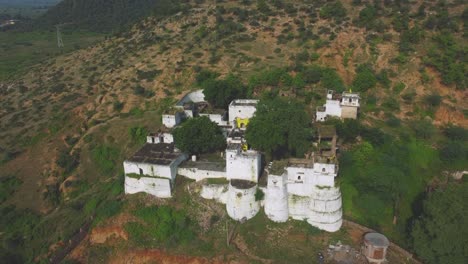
[0,0,466,263]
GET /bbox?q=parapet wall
[124,176,172,198]
[178,167,226,181]
[200,184,228,204]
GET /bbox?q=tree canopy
[411,182,468,264]
[202,74,247,109]
[173,116,225,154]
[245,97,311,158]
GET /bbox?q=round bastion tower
[226,179,260,221]
[264,172,289,222]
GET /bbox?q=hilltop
[0,0,466,263]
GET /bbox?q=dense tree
[411,182,468,264]
[203,74,247,108]
[352,64,377,92]
[245,98,311,158]
[173,117,225,154]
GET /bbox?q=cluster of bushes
[0,176,22,204]
[136,69,161,81]
[133,85,155,98]
[125,205,194,246]
[56,149,80,175]
[91,144,119,175]
[425,32,465,89]
[129,126,148,145]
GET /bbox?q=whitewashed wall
[124,176,172,198]
[226,149,261,182]
[178,167,226,181]
[162,112,182,128]
[201,184,228,204]
[147,133,174,144]
[226,182,260,221]
[124,161,173,180]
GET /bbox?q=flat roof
[127,143,182,165]
[230,99,259,107]
[364,233,390,247]
[179,161,226,172]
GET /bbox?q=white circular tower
[264,174,289,222]
[226,180,260,221]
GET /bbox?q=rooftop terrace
[127,143,182,165]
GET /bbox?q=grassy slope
[0,29,104,80]
[0,0,466,262]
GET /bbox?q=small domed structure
[362,232,390,264]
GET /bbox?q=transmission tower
[56,25,64,48]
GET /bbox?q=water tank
[362,232,390,264]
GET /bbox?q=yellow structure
[235,117,250,129]
[242,143,248,151]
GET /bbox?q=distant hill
[0,0,60,7]
[31,0,183,32]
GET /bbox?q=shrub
[255,188,265,201]
[113,101,124,112]
[425,94,442,107]
[0,176,22,203]
[56,150,80,174]
[91,145,119,175]
[129,126,148,145]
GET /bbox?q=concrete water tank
[362,232,390,264]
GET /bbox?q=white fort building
[123,90,344,232]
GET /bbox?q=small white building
[162,108,185,128]
[316,90,360,122]
[147,131,174,144]
[123,143,187,198]
[228,99,259,128]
